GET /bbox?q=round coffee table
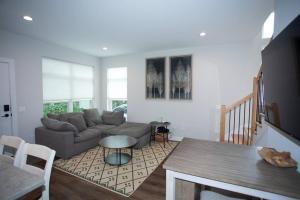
[99,135,137,166]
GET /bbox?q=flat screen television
[262,15,300,141]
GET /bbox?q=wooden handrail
[225,93,253,113]
[251,77,259,135]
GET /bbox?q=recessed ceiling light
[102,47,108,51]
[23,15,33,21]
[200,32,206,37]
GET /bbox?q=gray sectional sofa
[35,109,151,159]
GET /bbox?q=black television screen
[262,15,300,141]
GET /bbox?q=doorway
[0,58,17,137]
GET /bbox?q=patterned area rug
[53,141,178,197]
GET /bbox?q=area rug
[53,141,178,197]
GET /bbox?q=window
[107,67,127,114]
[42,58,94,116]
[262,11,274,39]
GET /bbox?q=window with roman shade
[107,67,127,114]
[42,58,94,116]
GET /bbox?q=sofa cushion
[102,111,125,125]
[41,118,79,135]
[83,108,102,127]
[68,115,87,132]
[59,112,84,122]
[92,124,116,132]
[74,128,101,143]
[103,122,151,138]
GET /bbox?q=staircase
[219,69,263,145]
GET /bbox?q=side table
[149,121,171,148]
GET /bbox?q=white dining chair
[19,143,56,200]
[201,191,245,200]
[0,135,25,166]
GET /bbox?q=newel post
[251,77,258,135]
[220,105,226,142]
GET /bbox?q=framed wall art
[169,55,192,100]
[146,57,166,99]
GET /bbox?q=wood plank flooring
[49,163,166,200]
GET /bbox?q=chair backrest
[20,143,56,200]
[0,135,25,166]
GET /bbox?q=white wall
[256,0,300,172]
[101,42,260,140]
[0,29,101,143]
[273,0,300,37]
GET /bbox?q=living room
[0,0,300,200]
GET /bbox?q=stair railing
[220,74,261,145]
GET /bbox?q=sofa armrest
[35,127,75,159]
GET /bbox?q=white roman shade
[107,67,127,99]
[42,58,94,101]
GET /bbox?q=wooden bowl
[257,147,297,168]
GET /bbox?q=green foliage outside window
[43,100,92,117]
[43,102,68,117]
[73,101,81,113]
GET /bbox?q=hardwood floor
[49,163,166,200]
[34,149,258,200]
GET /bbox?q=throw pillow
[67,115,88,132]
[83,108,102,127]
[60,112,83,122]
[41,118,79,136]
[94,119,103,125]
[102,111,125,125]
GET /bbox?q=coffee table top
[99,135,137,149]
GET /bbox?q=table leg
[119,149,121,165]
[163,133,166,148]
[166,125,169,143]
[166,170,176,200]
[153,127,156,142]
[103,147,105,162]
[149,126,153,146]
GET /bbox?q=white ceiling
[0,0,274,57]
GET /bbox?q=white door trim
[0,58,18,136]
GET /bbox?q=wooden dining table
[163,138,300,200]
[0,155,44,200]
